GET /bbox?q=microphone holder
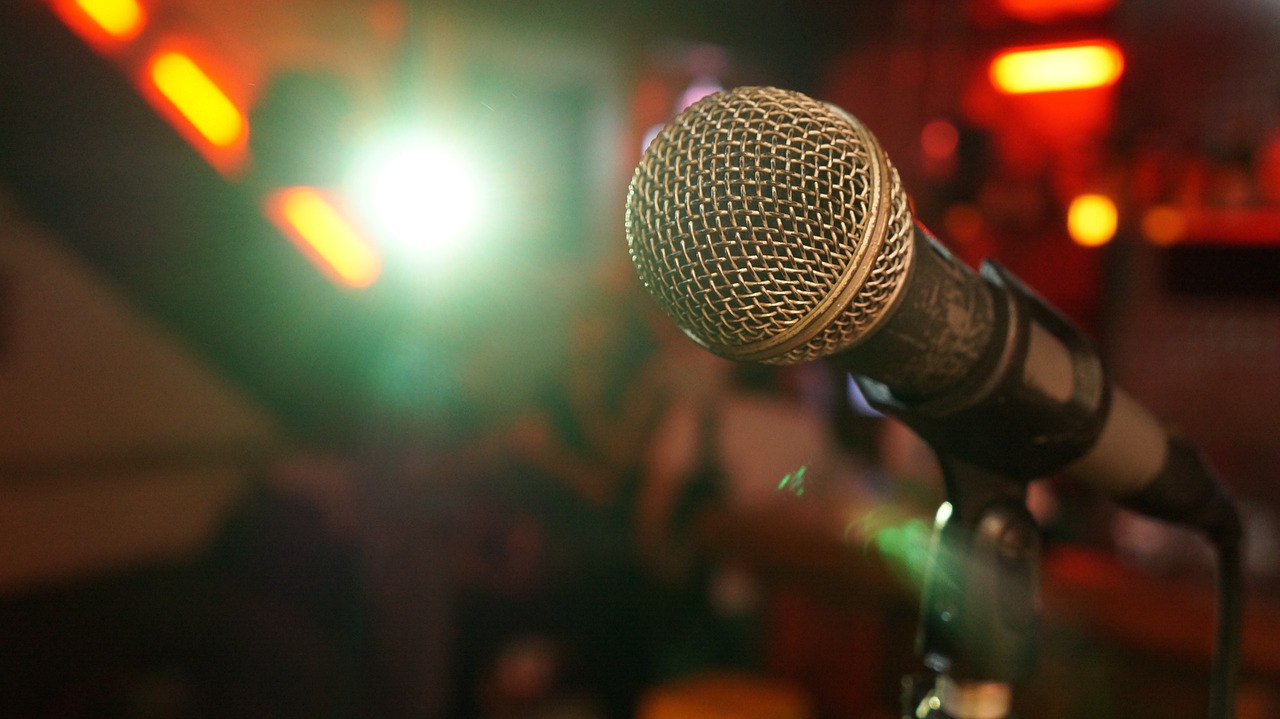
[905,452,1042,719]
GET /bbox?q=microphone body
[625,86,1236,540]
[853,225,1234,536]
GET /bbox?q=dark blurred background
[2,0,1279,717]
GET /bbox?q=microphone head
[625,86,914,365]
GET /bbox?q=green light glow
[776,465,808,497]
[846,505,935,591]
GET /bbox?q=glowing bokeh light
[1141,205,1187,246]
[1067,193,1118,247]
[920,119,959,161]
[349,133,484,265]
[147,50,246,149]
[990,41,1124,94]
[267,187,382,288]
[943,204,985,246]
[73,0,146,39]
[677,77,724,112]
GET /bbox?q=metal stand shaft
[905,454,1042,719]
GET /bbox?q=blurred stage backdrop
[1,0,1279,717]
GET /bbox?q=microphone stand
[858,258,1242,718]
[904,453,1041,719]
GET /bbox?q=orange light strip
[146,50,246,149]
[266,188,382,288]
[49,0,147,48]
[990,41,1124,94]
[75,0,146,39]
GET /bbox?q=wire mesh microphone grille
[625,86,913,364]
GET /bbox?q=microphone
[624,86,1237,541]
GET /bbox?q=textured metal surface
[625,86,913,364]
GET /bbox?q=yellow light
[73,0,146,39]
[147,51,245,149]
[267,188,381,288]
[1067,194,1117,247]
[990,42,1124,94]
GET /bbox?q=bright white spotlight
[349,132,484,265]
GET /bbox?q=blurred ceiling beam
[0,1,393,442]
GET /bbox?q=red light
[998,0,1116,23]
[921,119,960,161]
